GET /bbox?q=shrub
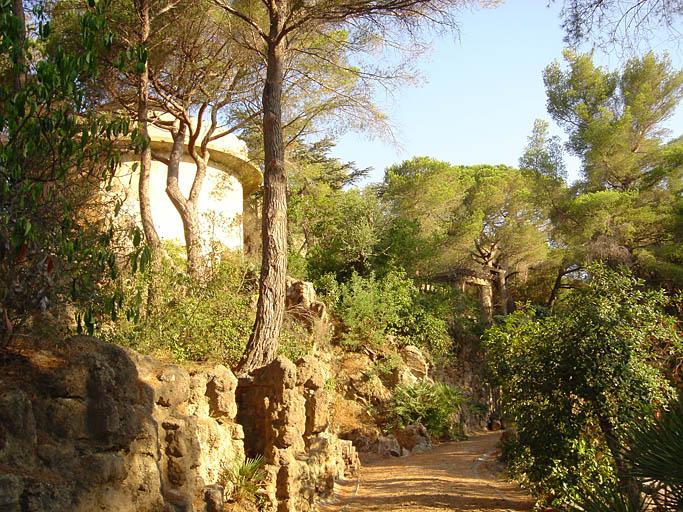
[388,382,463,438]
[567,397,683,512]
[106,248,256,365]
[392,287,456,359]
[0,2,133,342]
[333,270,413,350]
[326,270,452,357]
[628,396,683,510]
[278,316,316,362]
[485,265,680,507]
[367,352,403,379]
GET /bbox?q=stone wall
[0,335,358,512]
[237,356,359,512]
[0,335,242,511]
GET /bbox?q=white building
[115,122,261,253]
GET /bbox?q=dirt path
[320,431,535,512]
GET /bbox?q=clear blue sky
[330,1,683,184]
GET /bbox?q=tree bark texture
[238,35,287,374]
[164,124,205,281]
[494,269,508,316]
[136,0,162,315]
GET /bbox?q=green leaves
[382,159,550,280]
[484,265,680,507]
[389,382,463,438]
[107,251,256,365]
[543,51,683,290]
[0,0,134,341]
[629,397,683,505]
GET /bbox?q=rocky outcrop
[394,423,432,455]
[0,336,243,511]
[334,345,441,457]
[1,337,359,512]
[435,339,491,432]
[237,355,359,512]
[399,345,429,379]
[285,278,328,326]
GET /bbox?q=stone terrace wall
[0,335,243,511]
[0,335,358,512]
[237,356,359,512]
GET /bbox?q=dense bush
[570,396,683,511]
[388,382,463,438]
[322,270,452,357]
[332,270,413,350]
[0,0,133,341]
[107,246,319,366]
[392,287,457,360]
[107,248,256,365]
[485,265,681,507]
[302,189,383,282]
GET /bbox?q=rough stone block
[157,366,191,407]
[206,365,238,419]
[305,390,329,436]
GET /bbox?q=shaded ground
[321,431,535,512]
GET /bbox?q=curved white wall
[115,155,245,253]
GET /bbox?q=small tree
[0,0,131,339]
[145,3,258,280]
[485,264,681,507]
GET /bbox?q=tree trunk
[597,413,641,508]
[237,35,287,374]
[478,283,494,324]
[494,268,508,316]
[547,265,581,309]
[242,194,261,259]
[136,0,162,315]
[164,124,204,281]
[546,268,564,309]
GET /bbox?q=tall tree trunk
[136,0,162,315]
[478,283,494,324]
[165,124,205,281]
[495,269,508,316]
[238,36,287,374]
[242,194,261,259]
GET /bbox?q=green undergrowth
[219,455,267,506]
[317,270,456,359]
[388,381,465,439]
[105,245,317,366]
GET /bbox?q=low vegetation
[219,455,267,506]
[389,382,464,439]
[105,248,257,364]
